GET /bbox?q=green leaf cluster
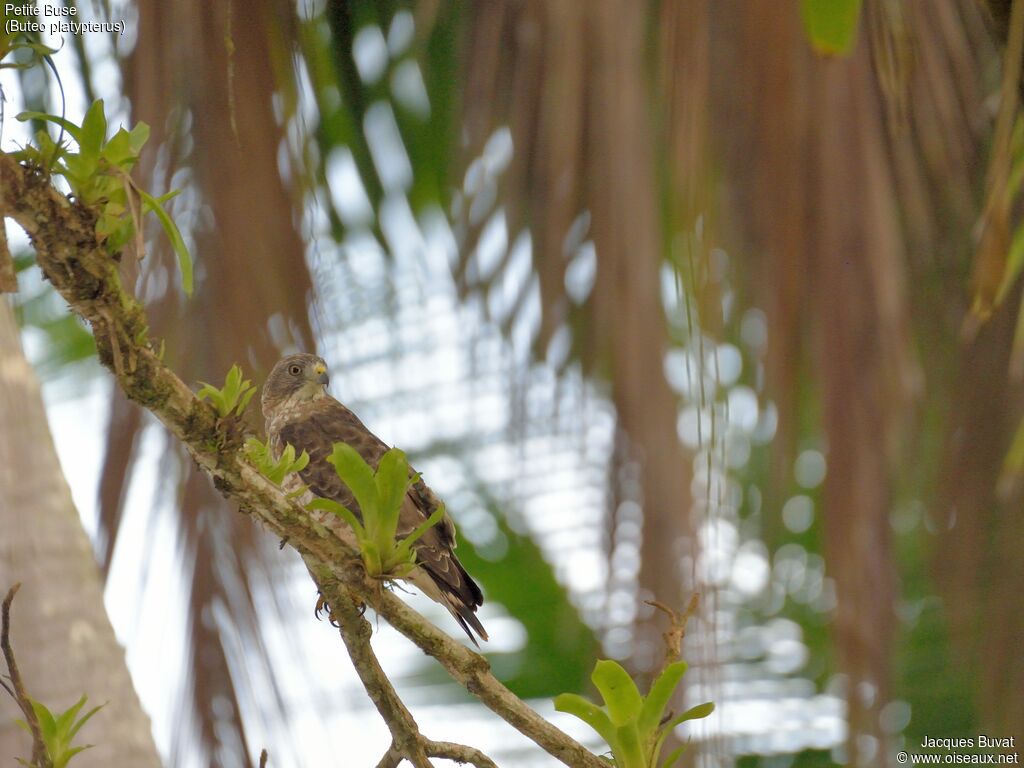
[197,364,257,419]
[15,694,104,768]
[554,659,714,768]
[13,100,193,295]
[306,445,444,577]
[245,437,310,488]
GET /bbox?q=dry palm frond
[456,0,695,676]
[101,1,318,764]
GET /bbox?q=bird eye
[288,364,302,375]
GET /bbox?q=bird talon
[314,592,344,627]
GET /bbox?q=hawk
[261,352,487,644]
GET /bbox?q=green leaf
[31,699,56,743]
[244,438,309,484]
[389,504,446,569]
[653,701,714,763]
[237,385,257,417]
[326,443,378,519]
[800,0,862,56]
[196,365,255,418]
[554,693,617,746]
[66,702,103,742]
[57,744,94,768]
[101,129,133,168]
[374,448,411,538]
[613,721,645,768]
[397,504,445,550]
[79,100,107,163]
[196,382,227,413]
[638,661,689,736]
[129,122,150,154]
[138,188,193,295]
[664,701,714,731]
[16,110,83,142]
[592,660,643,726]
[306,497,366,540]
[661,743,688,768]
[54,694,87,738]
[103,122,150,168]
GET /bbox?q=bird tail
[428,562,488,646]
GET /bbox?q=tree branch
[323,576,432,768]
[1,584,51,768]
[315,567,498,768]
[0,153,606,768]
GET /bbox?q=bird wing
[275,397,486,642]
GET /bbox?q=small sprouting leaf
[59,744,95,767]
[197,365,256,418]
[237,386,257,416]
[129,122,150,153]
[19,694,104,768]
[244,437,309,485]
[196,381,226,414]
[79,100,107,162]
[54,694,87,738]
[389,504,446,569]
[102,130,137,169]
[375,449,411,537]
[101,121,149,169]
[65,702,103,742]
[664,701,714,731]
[591,660,643,726]
[638,661,688,736]
[31,699,57,743]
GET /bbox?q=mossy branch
[0,152,606,768]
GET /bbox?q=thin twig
[315,572,605,768]
[323,579,432,768]
[2,584,51,768]
[320,576,500,768]
[423,739,499,768]
[0,152,606,768]
[258,748,268,768]
[647,592,700,669]
[374,743,403,768]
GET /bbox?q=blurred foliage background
[2,0,1024,766]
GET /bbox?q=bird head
[261,353,330,416]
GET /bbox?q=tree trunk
[0,298,163,768]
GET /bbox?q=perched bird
[261,352,487,644]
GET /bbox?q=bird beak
[314,363,329,387]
